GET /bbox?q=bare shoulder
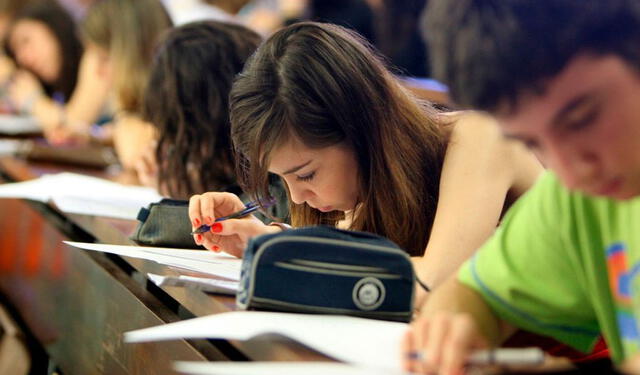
[442,111,542,187]
[443,111,511,166]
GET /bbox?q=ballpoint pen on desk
[190,197,277,235]
[408,347,545,367]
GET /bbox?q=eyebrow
[282,160,312,175]
[551,92,596,126]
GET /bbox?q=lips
[590,177,623,197]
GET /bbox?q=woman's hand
[188,192,280,257]
[8,70,44,113]
[403,312,490,375]
[134,142,159,189]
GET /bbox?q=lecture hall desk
[0,155,326,375]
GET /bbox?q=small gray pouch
[130,199,200,249]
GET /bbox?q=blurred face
[269,137,360,212]
[497,55,640,200]
[9,19,62,83]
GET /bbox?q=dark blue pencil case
[237,226,415,322]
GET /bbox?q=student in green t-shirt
[404,0,640,374]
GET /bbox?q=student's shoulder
[444,111,506,152]
[441,111,515,170]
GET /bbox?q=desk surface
[0,155,327,375]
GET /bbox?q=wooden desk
[0,155,326,375]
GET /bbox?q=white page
[0,115,40,135]
[124,311,408,370]
[0,175,53,201]
[64,242,241,280]
[0,139,23,156]
[147,273,239,295]
[51,195,151,220]
[174,362,409,375]
[0,172,162,219]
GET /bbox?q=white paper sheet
[0,139,23,156]
[0,172,163,219]
[64,242,242,280]
[51,195,152,220]
[147,273,239,295]
[124,311,408,370]
[173,362,409,375]
[0,115,40,135]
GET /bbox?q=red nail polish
[212,245,220,252]
[194,218,201,227]
[206,216,214,225]
[196,234,203,242]
[211,223,223,233]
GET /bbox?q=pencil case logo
[353,277,385,311]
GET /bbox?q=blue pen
[190,197,277,235]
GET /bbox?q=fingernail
[212,245,220,252]
[211,223,223,233]
[205,216,214,225]
[193,218,201,227]
[196,234,203,243]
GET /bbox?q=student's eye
[566,105,600,132]
[520,138,539,150]
[296,171,316,182]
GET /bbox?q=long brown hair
[143,21,261,199]
[230,22,446,256]
[81,0,172,114]
[5,0,83,101]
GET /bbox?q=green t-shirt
[459,172,640,364]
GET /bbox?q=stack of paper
[0,172,162,219]
[124,311,408,370]
[64,242,242,280]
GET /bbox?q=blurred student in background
[80,0,172,170]
[1,0,111,144]
[139,20,261,199]
[372,0,429,77]
[4,1,82,116]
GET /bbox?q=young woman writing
[188,22,542,304]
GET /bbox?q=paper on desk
[64,242,241,281]
[173,362,409,375]
[0,172,162,219]
[0,115,40,135]
[52,195,152,220]
[147,273,239,295]
[0,139,23,156]
[124,311,408,370]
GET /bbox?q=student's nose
[288,184,310,205]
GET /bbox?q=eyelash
[296,172,316,182]
[567,106,600,132]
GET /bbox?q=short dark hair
[423,0,640,112]
[143,21,261,198]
